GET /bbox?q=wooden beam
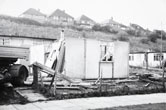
[31,62,73,83]
[32,65,39,88]
[0,45,29,59]
[33,62,55,75]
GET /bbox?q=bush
[109,28,118,34]
[16,18,42,26]
[126,29,136,36]
[148,33,157,43]
[140,38,149,44]
[92,24,118,34]
[126,29,142,37]
[92,24,101,31]
[101,25,111,33]
[117,31,128,37]
[118,36,129,41]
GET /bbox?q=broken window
[154,53,163,61]
[101,45,113,62]
[129,55,134,61]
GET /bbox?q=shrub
[148,33,157,43]
[118,36,129,41]
[140,38,149,44]
[109,28,118,34]
[126,29,136,36]
[101,25,111,33]
[126,29,142,37]
[92,24,118,34]
[92,24,101,31]
[117,31,128,37]
[16,18,42,26]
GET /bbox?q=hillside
[0,15,166,52]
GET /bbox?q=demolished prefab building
[31,35,129,79]
[64,37,129,79]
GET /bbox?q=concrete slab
[2,93,166,110]
[13,103,41,110]
[43,106,64,110]
[0,105,17,110]
[33,101,57,108]
[17,89,47,102]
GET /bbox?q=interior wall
[65,37,85,78]
[85,39,100,79]
[30,45,45,65]
[114,41,129,78]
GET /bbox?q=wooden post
[39,70,43,87]
[99,69,103,96]
[112,62,114,78]
[33,65,38,89]
[162,70,165,92]
[84,38,87,79]
[145,52,148,70]
[162,62,165,92]
[53,76,57,95]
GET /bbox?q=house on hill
[49,9,74,25]
[102,17,120,27]
[76,15,95,29]
[127,23,148,36]
[101,17,127,30]
[129,23,145,31]
[19,8,47,23]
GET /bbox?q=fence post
[33,65,38,89]
[162,61,166,92]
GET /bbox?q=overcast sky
[0,0,166,31]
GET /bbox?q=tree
[147,33,157,43]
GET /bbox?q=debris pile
[0,84,29,105]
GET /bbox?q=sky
[0,0,166,31]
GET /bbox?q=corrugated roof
[22,8,46,17]
[49,9,74,19]
[78,15,95,22]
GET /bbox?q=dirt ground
[0,66,165,105]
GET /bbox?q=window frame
[100,44,113,62]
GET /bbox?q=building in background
[48,9,74,25]
[129,52,166,68]
[19,8,47,23]
[76,15,95,29]
[0,34,57,68]
[101,17,127,30]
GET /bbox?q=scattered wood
[15,87,47,102]
[139,78,163,86]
